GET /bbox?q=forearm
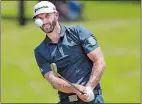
[86,60,106,89]
[45,72,76,94]
[51,77,77,93]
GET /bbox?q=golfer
[33,1,106,104]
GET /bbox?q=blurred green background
[1,1,140,103]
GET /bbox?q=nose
[42,18,49,25]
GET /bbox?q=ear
[55,11,59,20]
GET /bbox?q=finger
[80,97,88,102]
[80,94,88,100]
[76,92,82,98]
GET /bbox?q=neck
[46,22,60,43]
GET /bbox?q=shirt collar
[45,24,66,44]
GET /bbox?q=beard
[42,17,57,33]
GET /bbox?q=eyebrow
[36,13,52,19]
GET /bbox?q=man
[33,1,106,104]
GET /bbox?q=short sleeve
[77,25,99,54]
[34,49,51,77]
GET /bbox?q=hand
[85,86,95,102]
[72,84,88,102]
[72,84,95,102]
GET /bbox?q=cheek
[42,18,51,24]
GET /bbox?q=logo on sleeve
[87,37,97,45]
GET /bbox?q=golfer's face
[36,13,57,33]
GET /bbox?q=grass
[1,1,140,103]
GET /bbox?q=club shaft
[51,63,84,94]
[56,73,85,94]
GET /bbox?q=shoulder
[64,25,86,38]
[65,25,84,33]
[63,25,81,43]
[34,37,46,53]
[64,25,93,41]
[65,25,91,36]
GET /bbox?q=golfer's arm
[86,47,106,89]
[44,71,77,94]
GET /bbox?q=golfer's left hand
[73,84,89,102]
[77,92,89,102]
[73,84,94,102]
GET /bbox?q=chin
[44,27,54,34]
[48,29,55,33]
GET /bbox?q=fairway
[1,1,140,103]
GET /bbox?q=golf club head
[51,63,57,72]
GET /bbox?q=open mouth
[43,23,51,28]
